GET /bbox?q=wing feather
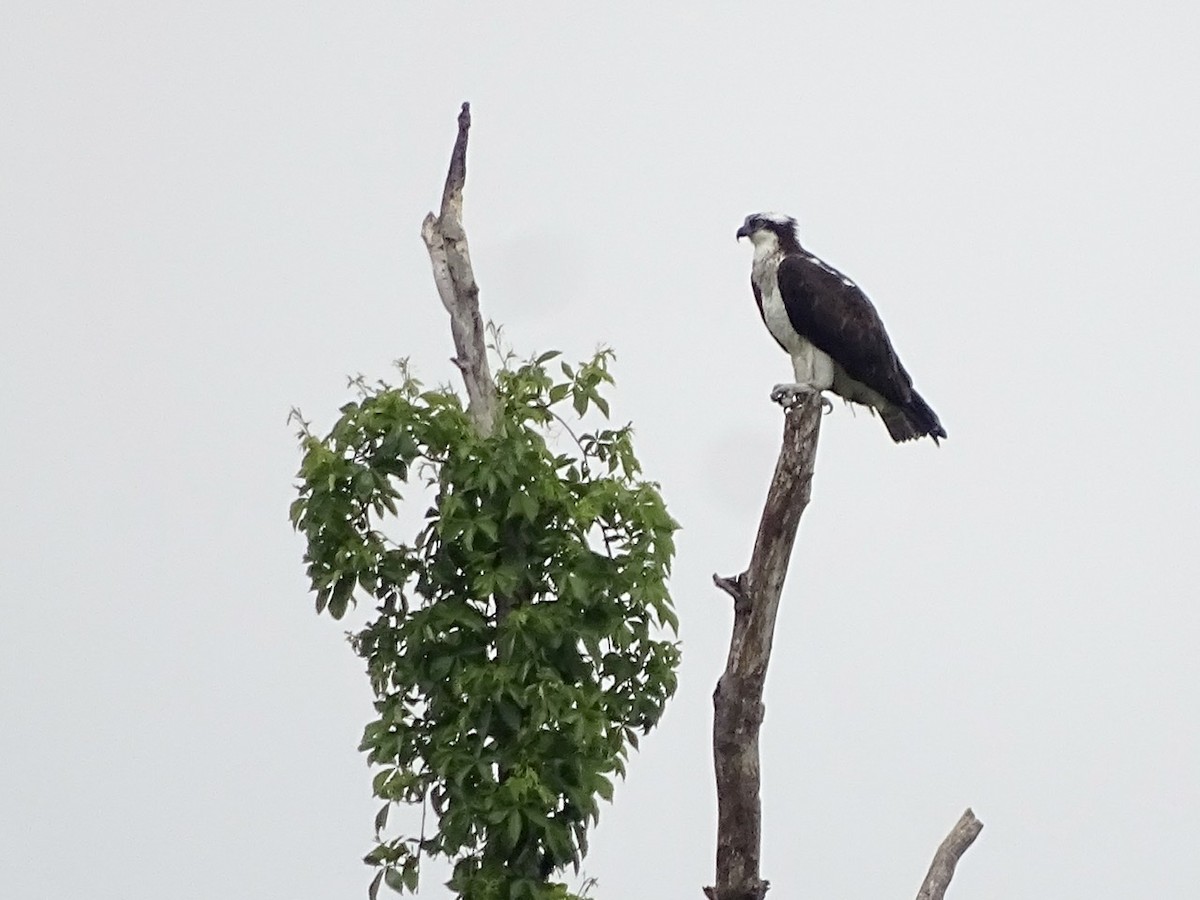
[775,253,914,405]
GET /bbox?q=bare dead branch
[705,396,824,900]
[711,573,747,609]
[421,101,499,437]
[706,399,981,899]
[915,808,983,900]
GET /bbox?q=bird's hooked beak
[736,223,752,241]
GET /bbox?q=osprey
[737,212,946,444]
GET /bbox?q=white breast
[753,253,807,354]
[752,247,836,389]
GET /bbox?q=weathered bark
[915,809,983,900]
[705,397,824,900]
[706,398,982,900]
[421,102,499,438]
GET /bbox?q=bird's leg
[770,383,833,412]
[778,348,835,412]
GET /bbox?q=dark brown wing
[776,253,914,406]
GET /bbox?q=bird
[736,212,946,444]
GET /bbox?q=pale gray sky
[3,3,1198,898]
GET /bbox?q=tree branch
[705,396,824,900]
[704,393,982,900]
[915,808,983,900]
[421,101,499,437]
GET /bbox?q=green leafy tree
[291,346,680,900]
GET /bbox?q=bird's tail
[881,390,946,445]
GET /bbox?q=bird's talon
[770,383,822,409]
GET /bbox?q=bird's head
[736,212,801,252]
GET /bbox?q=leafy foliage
[291,348,680,899]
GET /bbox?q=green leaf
[429,655,453,681]
[288,497,306,528]
[571,388,588,416]
[329,572,356,619]
[368,869,384,900]
[384,866,407,893]
[477,517,498,544]
[402,861,419,892]
[363,844,390,866]
[374,802,390,835]
[591,391,610,418]
[497,699,522,733]
[372,768,393,795]
[504,809,522,853]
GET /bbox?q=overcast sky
[3,3,1198,898]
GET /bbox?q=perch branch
[705,396,824,900]
[420,101,499,437]
[914,808,983,900]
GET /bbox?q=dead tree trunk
[705,400,982,899]
[705,398,823,900]
[916,809,983,900]
[420,102,498,439]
